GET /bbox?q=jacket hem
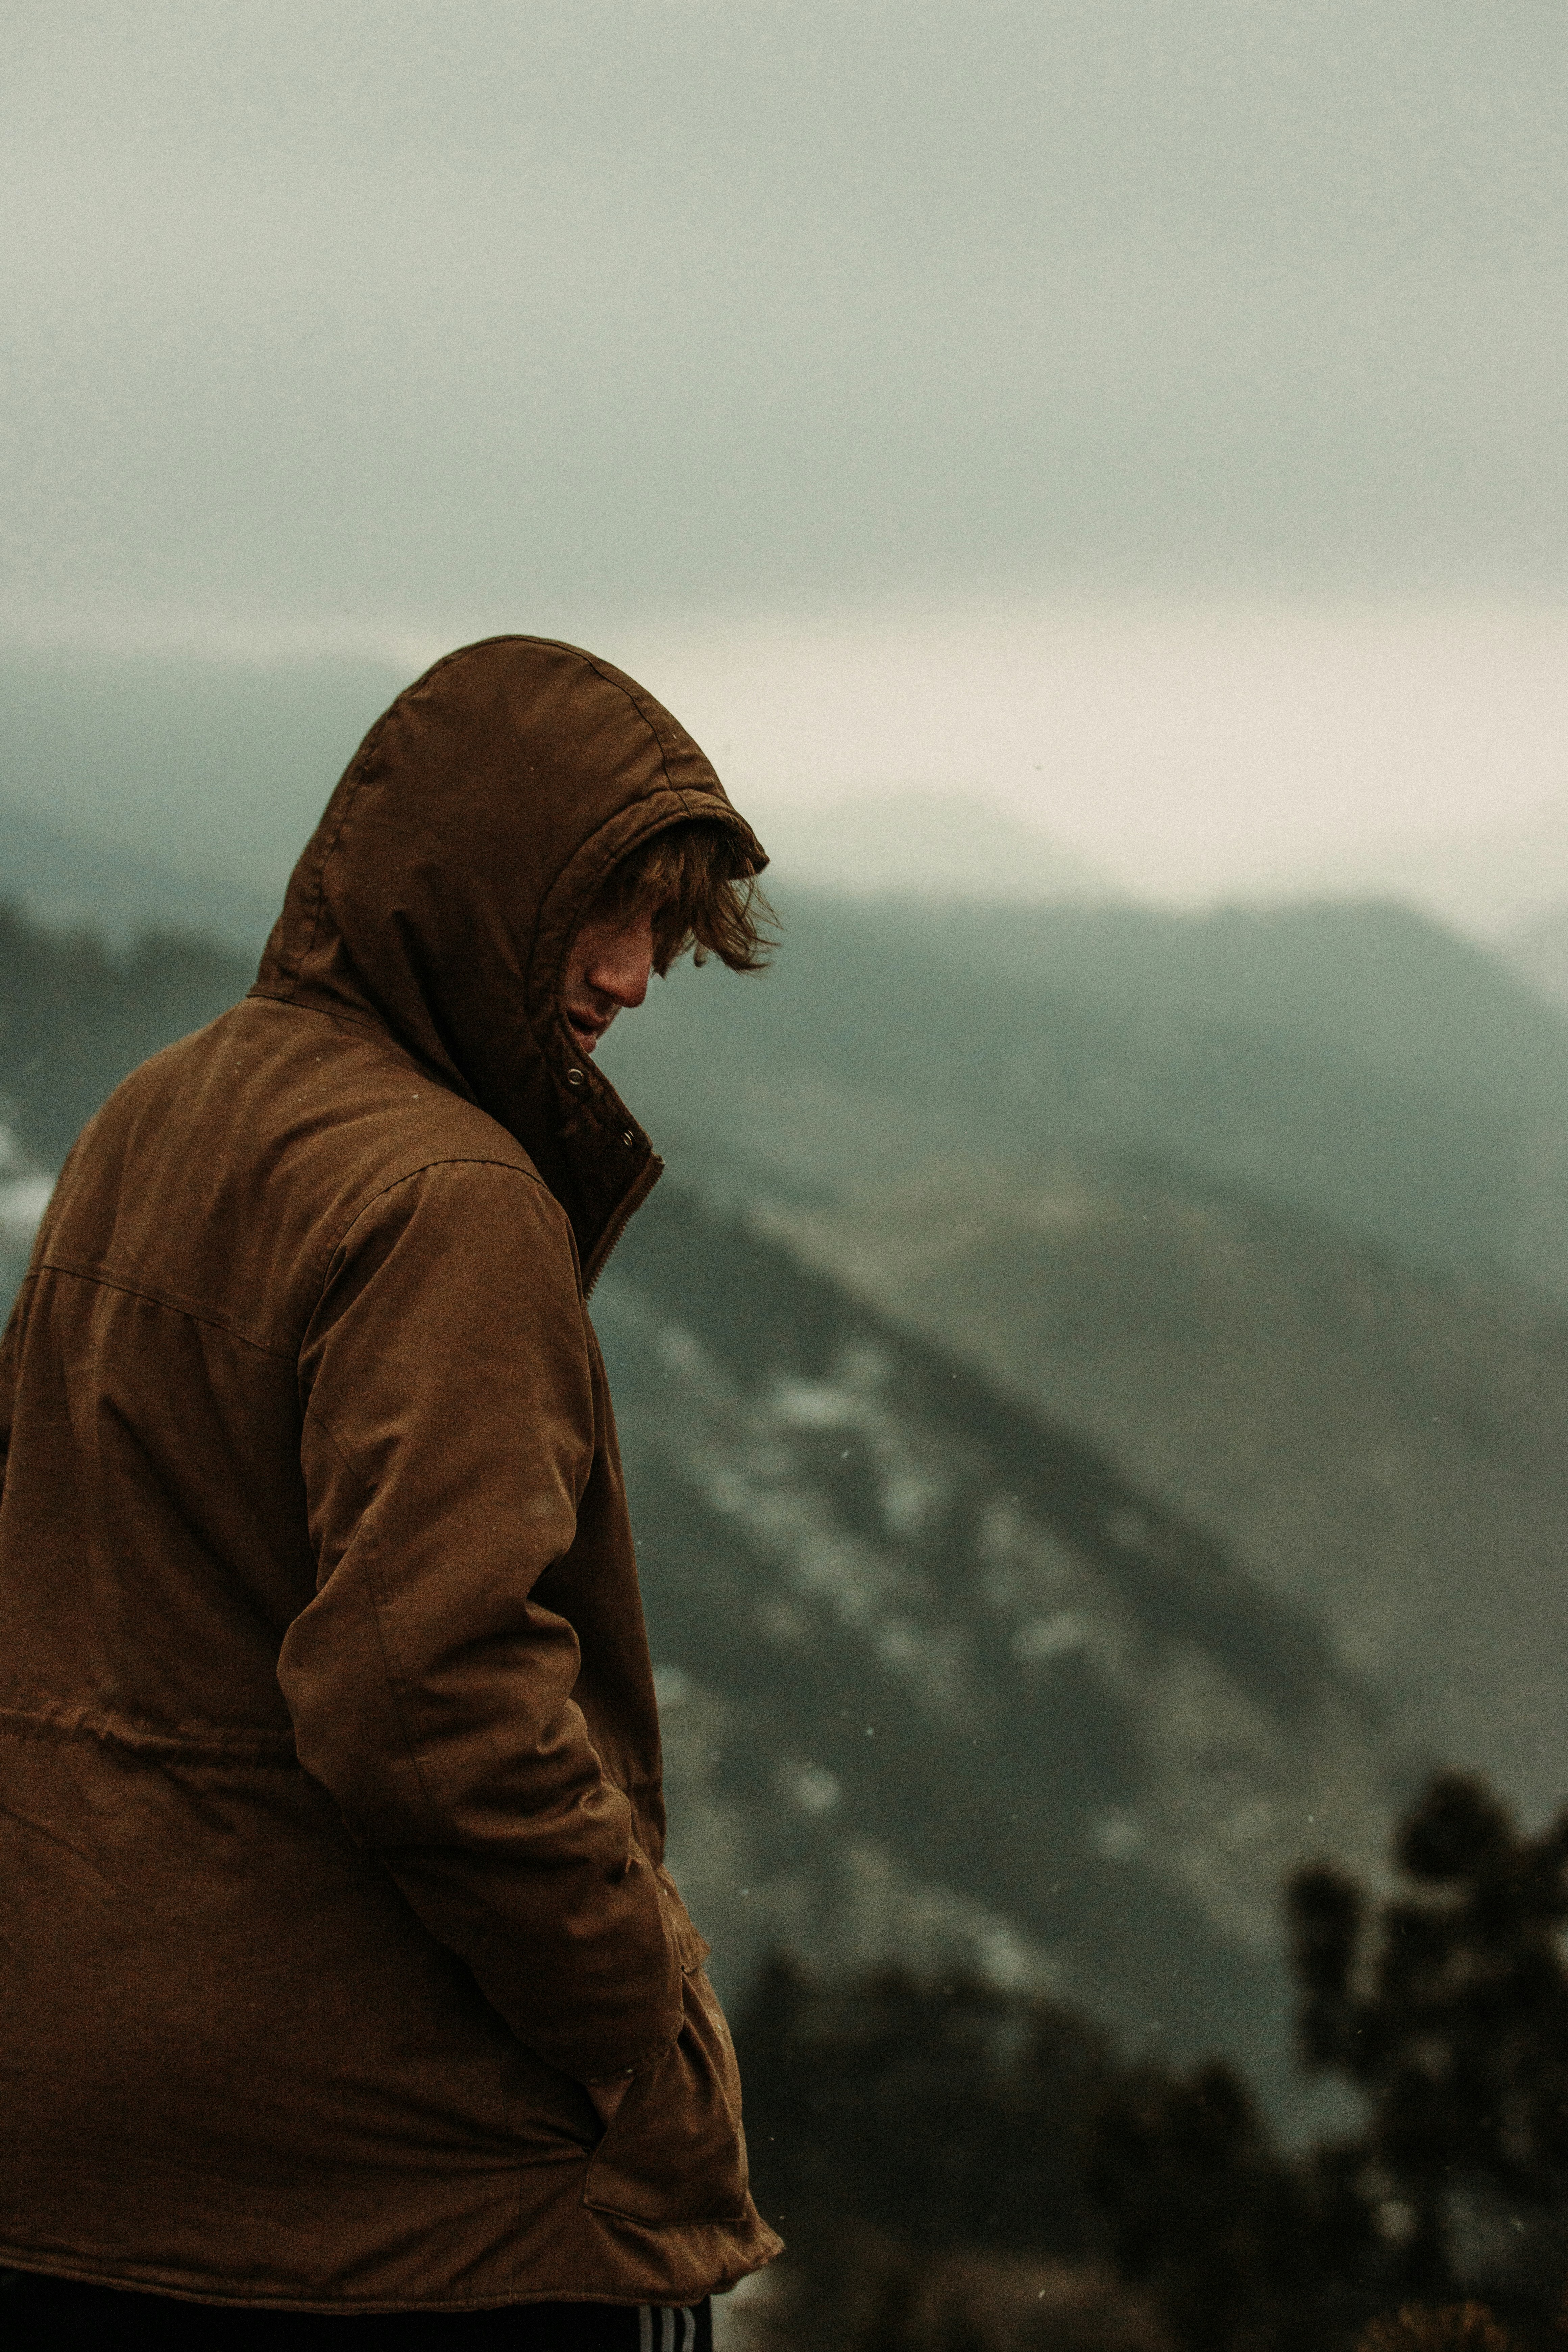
[0,2249,771,2316]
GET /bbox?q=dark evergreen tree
[1288,1771,1568,2324]
[734,1773,1568,2349]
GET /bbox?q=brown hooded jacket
[0,637,783,2311]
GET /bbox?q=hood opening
[251,634,767,1274]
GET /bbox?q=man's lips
[567,1011,607,1054]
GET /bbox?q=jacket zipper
[582,1153,664,1299]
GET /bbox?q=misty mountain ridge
[597,891,1568,1823]
[1505,896,1568,1015]
[1323,789,1568,1020]
[758,1157,1568,1820]
[0,790,276,953]
[0,905,257,1172]
[1326,790,1568,941]
[4,854,1563,1301]
[0,647,404,919]
[603,886,1568,1301]
[598,1184,1400,2118]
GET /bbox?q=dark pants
[0,2271,713,2349]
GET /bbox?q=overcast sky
[4,1,1567,902]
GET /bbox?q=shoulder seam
[36,1159,560,1364]
[33,1259,293,1358]
[302,1154,571,1341]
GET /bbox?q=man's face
[561,902,657,1058]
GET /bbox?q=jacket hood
[250,634,766,1283]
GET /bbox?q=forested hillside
[763,1163,1568,1819]
[598,1186,1398,2115]
[0,902,251,1170]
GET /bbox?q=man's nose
[587,926,654,1009]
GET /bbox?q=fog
[5,609,1568,929]
[6,0,1566,633]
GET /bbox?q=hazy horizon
[2,604,1566,935]
[5,3,1566,926]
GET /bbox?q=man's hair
[595,818,775,976]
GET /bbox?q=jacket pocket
[655,1865,712,1975]
[583,1961,750,2227]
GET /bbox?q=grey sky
[5,0,1567,639]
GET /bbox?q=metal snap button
[566,1068,584,1088]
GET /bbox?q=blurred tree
[1086,2056,1324,2352]
[734,1771,1568,2349]
[737,1953,1119,2262]
[1288,1772,1568,2318]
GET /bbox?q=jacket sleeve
[278,1155,683,2085]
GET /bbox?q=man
[0,638,783,2346]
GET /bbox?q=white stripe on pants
[638,2309,694,2352]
